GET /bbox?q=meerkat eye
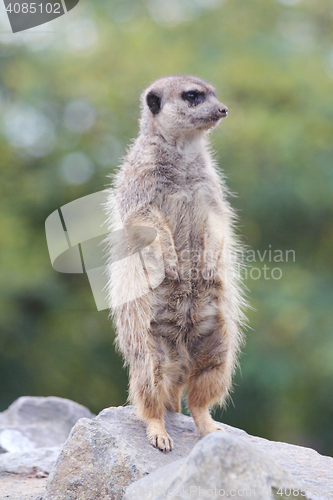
[182,90,205,106]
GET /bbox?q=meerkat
[105,75,246,453]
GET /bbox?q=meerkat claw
[149,433,174,453]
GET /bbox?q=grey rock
[44,406,200,500]
[0,396,94,500]
[0,447,61,475]
[124,433,310,500]
[0,397,94,474]
[0,396,94,452]
[44,406,333,500]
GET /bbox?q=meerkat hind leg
[165,384,182,413]
[186,306,233,435]
[130,365,174,452]
[187,363,229,435]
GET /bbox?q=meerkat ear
[146,91,161,115]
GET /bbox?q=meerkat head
[140,75,228,141]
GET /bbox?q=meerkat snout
[209,104,228,122]
[219,106,228,116]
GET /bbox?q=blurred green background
[0,0,332,456]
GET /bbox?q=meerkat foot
[190,406,224,435]
[146,419,174,452]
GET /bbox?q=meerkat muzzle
[210,105,228,122]
[219,106,228,117]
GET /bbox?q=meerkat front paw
[165,262,181,281]
[201,263,216,286]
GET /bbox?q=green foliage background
[0,0,332,455]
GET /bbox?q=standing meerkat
[105,75,246,453]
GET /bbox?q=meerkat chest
[158,175,216,257]
[161,161,216,228]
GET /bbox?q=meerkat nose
[219,107,228,117]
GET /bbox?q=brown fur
[105,75,247,452]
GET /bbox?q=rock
[44,406,199,500]
[44,406,333,500]
[124,433,310,500]
[0,396,94,500]
[0,447,61,475]
[0,396,94,452]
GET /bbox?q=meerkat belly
[151,188,220,342]
[163,187,205,276]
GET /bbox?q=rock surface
[125,432,309,500]
[0,396,94,453]
[0,396,94,500]
[0,399,332,500]
[44,406,199,500]
[45,405,333,500]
